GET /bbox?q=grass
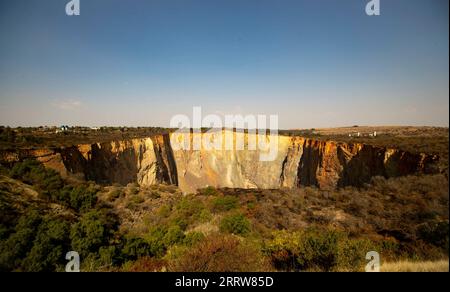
[381,259,449,272]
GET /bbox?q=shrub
[150,191,161,199]
[264,228,378,271]
[198,186,218,196]
[169,234,270,272]
[8,160,99,212]
[126,195,145,210]
[297,228,341,271]
[10,160,63,201]
[126,183,140,195]
[183,231,205,246]
[98,245,119,267]
[220,213,251,235]
[144,226,167,257]
[20,217,70,272]
[0,208,43,271]
[121,237,152,261]
[163,225,185,246]
[171,196,211,228]
[417,220,449,252]
[337,238,378,271]
[197,209,213,222]
[263,230,302,271]
[108,188,123,201]
[0,208,72,272]
[66,184,98,212]
[122,256,166,272]
[170,217,188,230]
[0,227,37,271]
[157,205,171,217]
[212,195,239,212]
[70,210,117,258]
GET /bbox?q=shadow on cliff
[336,145,439,188]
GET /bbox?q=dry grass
[381,259,449,272]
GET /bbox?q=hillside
[0,164,448,271]
[0,127,448,272]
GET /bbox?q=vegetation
[0,126,169,150]
[169,234,270,272]
[280,126,449,169]
[381,260,449,272]
[212,195,239,211]
[220,213,251,235]
[264,228,377,271]
[0,158,448,272]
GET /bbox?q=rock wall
[0,131,439,193]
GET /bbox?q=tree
[70,210,115,258]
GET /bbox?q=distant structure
[349,131,377,138]
[56,125,69,134]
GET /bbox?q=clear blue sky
[0,0,448,128]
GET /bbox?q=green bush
[220,213,251,235]
[9,160,98,212]
[0,209,72,272]
[10,160,63,200]
[183,231,205,246]
[61,184,98,212]
[122,256,167,272]
[0,227,37,271]
[121,237,152,262]
[297,228,341,271]
[98,245,119,267]
[171,196,211,229]
[170,234,270,272]
[417,220,449,252]
[212,195,239,212]
[337,237,377,271]
[264,228,378,271]
[144,227,167,257]
[70,210,117,258]
[20,217,70,272]
[198,186,218,196]
[163,225,185,246]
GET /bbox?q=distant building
[349,131,378,138]
[56,125,69,133]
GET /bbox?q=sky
[0,0,448,129]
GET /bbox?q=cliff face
[173,133,438,192]
[58,137,178,186]
[0,131,439,193]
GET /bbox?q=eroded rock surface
[0,131,439,193]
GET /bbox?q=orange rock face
[0,131,439,193]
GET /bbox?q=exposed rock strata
[0,131,439,193]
